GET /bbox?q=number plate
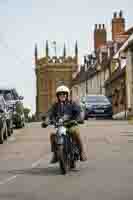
[95,109,104,113]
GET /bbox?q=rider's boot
[74,133,87,161]
[50,152,58,164]
[50,133,58,164]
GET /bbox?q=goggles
[57,92,67,96]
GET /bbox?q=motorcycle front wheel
[57,145,69,175]
[70,160,76,169]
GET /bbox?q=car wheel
[0,127,4,144]
[17,121,24,129]
[3,123,8,140]
[85,115,88,120]
[23,121,25,128]
[8,120,13,136]
[15,121,21,129]
[11,127,13,134]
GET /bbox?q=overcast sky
[0,0,132,113]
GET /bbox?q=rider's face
[58,92,67,102]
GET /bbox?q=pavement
[0,120,133,200]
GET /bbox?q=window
[0,89,20,101]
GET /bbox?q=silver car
[0,87,25,128]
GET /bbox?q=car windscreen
[0,90,13,101]
[0,97,5,110]
[85,96,110,103]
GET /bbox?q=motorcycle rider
[44,85,87,163]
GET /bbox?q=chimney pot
[95,24,97,30]
[119,10,123,18]
[113,12,117,18]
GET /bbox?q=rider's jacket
[47,100,81,122]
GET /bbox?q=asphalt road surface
[0,120,133,200]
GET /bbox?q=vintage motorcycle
[42,115,80,175]
[52,117,80,174]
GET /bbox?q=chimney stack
[112,10,125,41]
[94,24,107,51]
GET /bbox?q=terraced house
[105,31,133,119]
[72,11,133,119]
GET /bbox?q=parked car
[83,95,113,119]
[0,87,25,128]
[0,96,9,143]
[0,95,14,137]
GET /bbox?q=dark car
[0,87,25,128]
[0,95,14,137]
[83,95,113,119]
[0,96,9,143]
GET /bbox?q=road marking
[0,158,43,185]
[0,155,50,185]
[0,175,18,185]
[31,158,44,168]
[31,155,50,168]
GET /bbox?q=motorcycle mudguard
[57,134,68,145]
[57,135,71,153]
[57,135,64,145]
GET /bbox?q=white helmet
[56,85,70,95]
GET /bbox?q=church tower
[35,41,79,119]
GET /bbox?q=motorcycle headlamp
[58,127,67,136]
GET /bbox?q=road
[0,120,133,200]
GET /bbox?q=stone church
[34,41,79,119]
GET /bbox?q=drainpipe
[100,72,102,94]
[97,65,102,94]
[86,80,88,95]
[123,79,127,120]
[126,50,133,115]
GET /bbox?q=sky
[0,0,133,113]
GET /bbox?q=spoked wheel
[57,145,69,175]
